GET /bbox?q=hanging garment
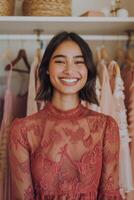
[9,102,122,200]
[121,63,134,118]
[97,60,133,193]
[97,59,117,120]
[127,70,134,186]
[27,56,39,116]
[0,66,13,200]
[107,61,133,193]
[127,70,134,138]
[0,64,28,200]
[115,47,126,70]
[0,76,7,127]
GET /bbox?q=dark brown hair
[36,31,98,105]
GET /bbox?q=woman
[9,32,122,200]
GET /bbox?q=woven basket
[0,0,15,16]
[23,0,72,16]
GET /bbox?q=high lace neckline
[44,101,87,120]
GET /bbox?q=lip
[59,77,80,86]
[59,76,80,79]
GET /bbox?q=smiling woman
[36,31,98,109]
[9,31,122,200]
[47,40,88,107]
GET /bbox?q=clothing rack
[0,34,134,41]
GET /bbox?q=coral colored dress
[9,102,122,200]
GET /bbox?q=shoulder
[83,106,108,124]
[83,106,119,135]
[9,109,46,147]
[105,115,119,130]
[84,106,118,125]
[104,115,119,140]
[85,108,120,147]
[98,115,120,149]
[11,108,47,130]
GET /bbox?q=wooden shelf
[0,16,134,35]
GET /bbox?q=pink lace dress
[9,102,122,200]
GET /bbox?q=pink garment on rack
[0,65,28,200]
[121,64,134,116]
[96,60,133,193]
[127,71,134,186]
[97,60,117,120]
[0,98,4,128]
[12,93,27,119]
[81,77,101,113]
[107,61,133,192]
[27,57,39,116]
[127,71,134,137]
[0,67,13,200]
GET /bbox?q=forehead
[52,40,83,56]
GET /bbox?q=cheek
[49,65,58,78]
[49,63,63,76]
[81,67,88,79]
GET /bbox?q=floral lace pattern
[9,103,122,200]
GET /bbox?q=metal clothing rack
[0,34,133,41]
[0,27,133,41]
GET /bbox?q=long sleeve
[9,119,35,200]
[98,116,122,200]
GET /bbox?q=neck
[51,93,80,111]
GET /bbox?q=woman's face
[48,40,88,97]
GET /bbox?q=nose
[63,59,74,74]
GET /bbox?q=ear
[46,70,49,75]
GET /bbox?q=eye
[55,60,65,64]
[75,61,85,64]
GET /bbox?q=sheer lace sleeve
[9,119,35,200]
[98,116,122,200]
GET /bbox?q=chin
[57,87,83,95]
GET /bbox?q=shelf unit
[0,16,134,35]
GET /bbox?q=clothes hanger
[96,40,110,66]
[5,49,30,73]
[107,61,121,93]
[100,46,110,65]
[34,29,44,63]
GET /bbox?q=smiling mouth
[59,77,80,85]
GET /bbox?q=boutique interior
[0,0,134,199]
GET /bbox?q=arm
[9,119,35,200]
[98,116,122,200]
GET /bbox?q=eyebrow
[52,54,84,59]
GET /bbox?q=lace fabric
[9,102,122,200]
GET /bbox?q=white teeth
[60,78,78,83]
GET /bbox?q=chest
[30,119,103,164]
